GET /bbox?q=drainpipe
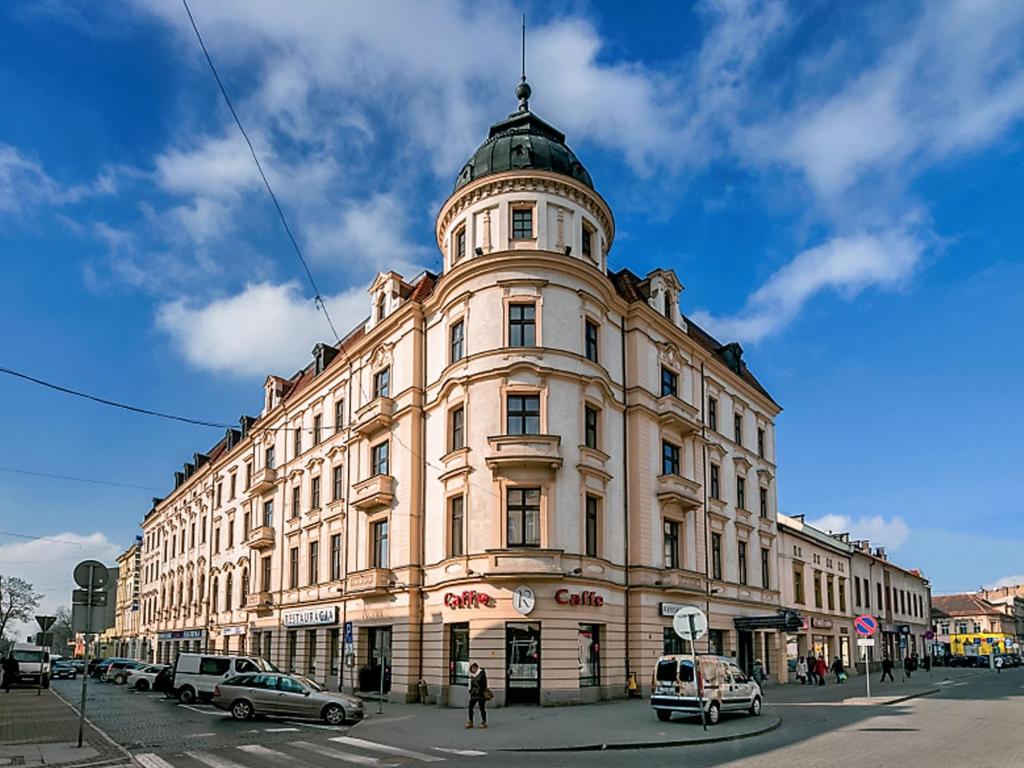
[619,311,630,686]
[341,372,353,692]
[701,363,711,654]
[417,310,427,695]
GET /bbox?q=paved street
[33,667,1020,767]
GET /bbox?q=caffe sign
[444,590,494,609]
[283,606,338,627]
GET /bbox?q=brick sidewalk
[0,686,128,767]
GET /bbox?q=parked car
[126,664,169,691]
[212,672,364,725]
[8,643,51,688]
[171,653,278,704]
[1008,653,1023,667]
[92,657,134,679]
[104,660,146,684]
[650,654,762,725]
[51,660,78,680]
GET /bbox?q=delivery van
[171,653,277,704]
[650,654,762,724]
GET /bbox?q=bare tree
[0,575,43,641]
[51,605,75,652]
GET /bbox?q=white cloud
[984,575,1024,590]
[0,144,116,214]
[0,532,120,642]
[691,227,925,342]
[155,281,368,377]
[807,513,910,551]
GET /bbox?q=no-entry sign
[854,614,878,636]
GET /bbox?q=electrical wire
[0,466,165,492]
[0,530,89,547]
[180,0,341,343]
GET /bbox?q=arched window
[664,289,673,319]
[225,573,233,613]
[376,294,386,322]
[240,569,249,608]
[210,576,219,612]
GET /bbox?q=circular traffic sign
[854,614,878,637]
[672,606,708,641]
[924,630,935,640]
[73,559,110,590]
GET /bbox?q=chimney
[875,546,887,560]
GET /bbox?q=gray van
[650,654,762,724]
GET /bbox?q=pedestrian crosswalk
[133,735,486,768]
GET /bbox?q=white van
[650,654,762,724]
[9,642,51,688]
[171,653,277,704]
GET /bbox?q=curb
[499,715,782,752]
[50,686,133,766]
[880,688,940,706]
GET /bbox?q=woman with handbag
[467,663,490,728]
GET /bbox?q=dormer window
[376,294,386,323]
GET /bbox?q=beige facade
[133,86,790,705]
[777,514,855,673]
[110,541,142,658]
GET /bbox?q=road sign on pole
[36,615,56,633]
[857,638,875,647]
[854,614,878,636]
[73,560,109,749]
[854,614,878,701]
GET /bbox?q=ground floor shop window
[708,629,725,656]
[449,623,470,685]
[307,629,317,677]
[579,624,601,686]
[840,636,851,668]
[329,629,339,678]
[287,630,297,673]
[261,632,272,662]
[663,627,692,655]
[361,626,392,693]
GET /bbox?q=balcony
[351,474,396,511]
[247,525,275,550]
[346,567,396,595]
[250,467,277,494]
[354,397,396,437]
[657,473,702,510]
[245,591,273,610]
[486,434,562,473]
[657,394,700,434]
[655,568,708,594]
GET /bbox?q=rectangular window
[213,528,220,554]
[757,427,765,458]
[450,320,465,363]
[581,225,593,258]
[663,520,679,568]
[373,367,390,399]
[311,476,321,510]
[827,576,835,610]
[308,541,319,585]
[854,576,861,607]
[330,534,341,581]
[265,446,276,469]
[216,483,222,508]
[291,486,301,519]
[450,406,465,451]
[734,413,743,445]
[313,414,322,445]
[286,631,297,673]
[759,487,768,518]
[262,500,273,527]
[294,425,302,456]
[663,627,692,655]
[579,624,601,687]
[507,487,541,547]
[584,406,599,449]
[511,207,533,239]
[839,578,847,612]
[507,394,541,435]
[450,496,465,557]
[227,520,234,548]
[710,463,720,499]
[333,465,344,501]
[708,397,718,431]
[794,567,805,604]
[261,556,272,592]
[584,320,599,363]
[229,474,236,500]
[877,583,883,610]
[585,495,599,558]
[455,226,466,262]
[738,541,748,585]
[372,519,389,568]
[371,441,390,476]
[660,367,677,397]
[814,571,823,608]
[736,477,746,510]
[245,461,253,489]
[289,547,299,589]
[449,623,470,685]
[508,303,536,347]
[335,399,345,431]
[761,547,771,589]
[662,441,680,476]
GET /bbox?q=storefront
[155,628,205,663]
[784,614,853,673]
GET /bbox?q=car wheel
[749,696,762,716]
[114,674,126,685]
[656,710,672,722]
[231,700,254,721]
[136,680,150,692]
[178,686,196,705]
[707,701,721,725]
[323,704,346,725]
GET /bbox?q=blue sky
[2,0,1023,624]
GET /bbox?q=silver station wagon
[212,672,364,725]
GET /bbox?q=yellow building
[932,593,1018,659]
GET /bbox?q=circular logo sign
[512,585,536,616]
[854,614,878,636]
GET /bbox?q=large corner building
[136,81,792,706]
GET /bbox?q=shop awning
[734,610,804,631]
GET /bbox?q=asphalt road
[52,667,1024,768]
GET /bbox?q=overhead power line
[180,0,341,343]
[0,466,165,493]
[0,530,89,548]
[0,366,233,429]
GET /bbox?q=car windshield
[12,650,44,663]
[294,675,324,692]
[251,657,278,672]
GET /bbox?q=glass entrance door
[506,622,541,704]
[363,626,392,693]
[738,630,754,674]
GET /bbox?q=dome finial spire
[515,12,531,112]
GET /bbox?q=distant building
[932,592,1020,658]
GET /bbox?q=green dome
[455,93,594,191]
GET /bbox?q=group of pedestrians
[880,651,925,682]
[795,654,846,685]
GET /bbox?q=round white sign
[512,585,536,616]
[672,606,708,641]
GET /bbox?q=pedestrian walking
[796,656,808,685]
[923,654,931,672]
[466,663,490,729]
[814,655,828,686]
[1,655,19,693]
[880,655,895,682]
[831,656,846,684]
[903,654,913,681]
[752,659,767,692]
[995,655,1004,674]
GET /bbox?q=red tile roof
[932,593,1003,617]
